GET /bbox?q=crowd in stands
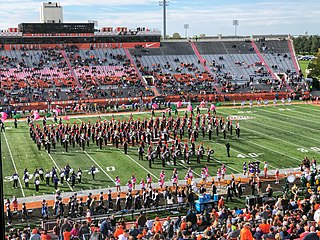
[0,39,310,105]
[5,171,320,239]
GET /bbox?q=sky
[0,0,319,37]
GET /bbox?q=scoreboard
[18,23,95,34]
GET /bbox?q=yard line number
[297,147,320,153]
[237,153,263,158]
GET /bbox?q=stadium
[1,1,320,240]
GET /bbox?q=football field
[2,103,320,199]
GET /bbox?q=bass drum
[287,174,296,183]
[191,181,198,193]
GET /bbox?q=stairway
[60,50,82,89]
[190,41,222,94]
[287,38,301,74]
[251,40,293,92]
[124,48,160,96]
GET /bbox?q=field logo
[106,166,115,172]
[228,115,255,120]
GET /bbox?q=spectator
[30,229,41,240]
[62,228,71,240]
[60,218,72,237]
[118,229,129,240]
[70,223,80,239]
[79,221,91,238]
[240,223,254,240]
[40,230,52,240]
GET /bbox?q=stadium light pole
[233,20,239,36]
[184,24,189,39]
[0,131,5,240]
[159,0,169,40]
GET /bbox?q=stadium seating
[0,37,303,103]
[254,39,297,74]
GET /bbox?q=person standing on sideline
[264,161,268,178]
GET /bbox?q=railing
[42,203,184,231]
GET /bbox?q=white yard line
[261,108,320,125]
[47,153,74,191]
[139,113,241,175]
[293,104,320,114]
[240,126,320,155]
[247,140,301,163]
[212,156,242,174]
[220,108,320,135]
[229,142,277,170]
[79,115,157,182]
[117,149,159,180]
[83,151,116,184]
[250,113,320,143]
[3,132,26,197]
[284,106,320,118]
[211,141,252,173]
[219,108,320,155]
[62,117,116,184]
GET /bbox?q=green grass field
[298,60,311,77]
[2,103,320,199]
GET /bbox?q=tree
[293,35,320,53]
[172,32,181,39]
[311,36,320,53]
[308,51,320,78]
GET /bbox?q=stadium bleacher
[0,37,304,105]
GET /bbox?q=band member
[226,184,233,202]
[138,145,144,160]
[24,173,29,188]
[45,171,50,186]
[207,149,214,162]
[34,177,40,192]
[243,162,247,176]
[63,134,69,152]
[90,166,96,181]
[71,172,76,187]
[12,172,19,189]
[237,180,243,198]
[77,168,82,184]
[235,122,240,138]
[123,139,128,154]
[226,143,231,157]
[46,138,51,154]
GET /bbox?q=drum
[287,174,296,183]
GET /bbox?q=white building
[40,2,63,23]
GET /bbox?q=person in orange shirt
[240,223,255,240]
[114,225,124,238]
[63,229,71,240]
[180,217,187,231]
[41,230,52,240]
[12,196,18,211]
[142,227,148,237]
[152,217,162,234]
[218,196,225,210]
[259,219,270,234]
